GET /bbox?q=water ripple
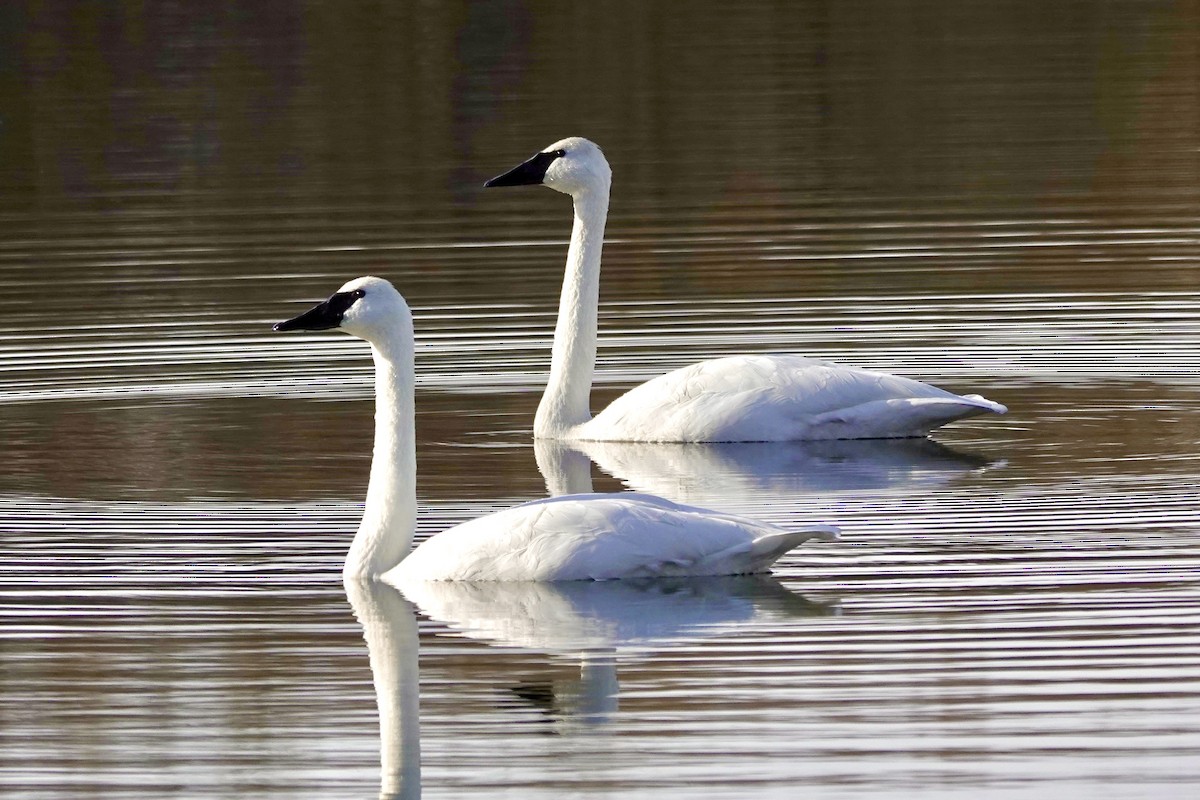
[1,291,1196,404]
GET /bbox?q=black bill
[484,150,563,188]
[273,290,361,332]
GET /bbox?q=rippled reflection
[345,574,837,797]
[347,580,422,800]
[536,437,1001,503]
[404,576,837,732]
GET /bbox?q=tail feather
[807,396,1005,439]
[745,524,840,571]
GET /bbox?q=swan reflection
[536,436,1000,502]
[394,573,838,731]
[346,570,838,795]
[346,578,422,800]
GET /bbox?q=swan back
[385,492,837,582]
[583,354,1007,442]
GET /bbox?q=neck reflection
[345,578,422,800]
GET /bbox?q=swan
[484,137,1008,442]
[273,276,838,581]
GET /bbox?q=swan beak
[273,293,352,332]
[483,150,559,188]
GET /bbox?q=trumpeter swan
[274,277,837,581]
[485,137,1007,442]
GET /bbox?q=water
[2,1,1200,797]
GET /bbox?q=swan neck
[346,322,417,579]
[535,187,609,438]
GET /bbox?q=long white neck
[534,186,610,438]
[345,578,421,800]
[346,316,417,579]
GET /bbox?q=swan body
[485,137,1006,442]
[386,491,836,582]
[274,276,838,582]
[584,353,1005,442]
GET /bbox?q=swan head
[273,276,410,344]
[484,137,611,197]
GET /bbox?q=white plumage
[274,276,838,582]
[387,492,836,582]
[485,137,1007,442]
[586,353,1005,441]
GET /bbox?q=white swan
[273,276,838,581]
[485,137,1007,442]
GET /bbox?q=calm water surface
[2,2,1199,798]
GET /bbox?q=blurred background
[3,0,1197,297]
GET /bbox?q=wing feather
[584,354,1005,441]
[386,492,836,582]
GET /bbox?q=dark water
[2,2,1199,797]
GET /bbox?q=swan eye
[353,289,366,299]
[554,149,566,158]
